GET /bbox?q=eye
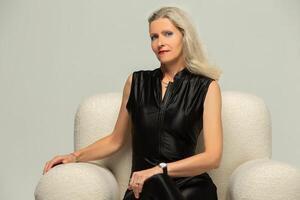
[165,31,173,36]
[150,35,157,41]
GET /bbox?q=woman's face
[149,18,184,66]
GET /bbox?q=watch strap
[163,165,167,174]
[159,162,168,175]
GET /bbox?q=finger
[46,157,61,172]
[133,178,141,198]
[46,160,54,172]
[134,186,141,198]
[137,178,144,194]
[132,182,139,193]
[129,174,137,189]
[44,161,51,174]
[43,162,49,174]
[137,183,143,194]
[134,188,140,199]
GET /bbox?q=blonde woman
[43,6,223,200]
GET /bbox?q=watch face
[159,163,167,168]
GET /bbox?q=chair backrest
[74,91,272,200]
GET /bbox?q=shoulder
[124,73,133,97]
[128,68,158,80]
[206,80,221,101]
[199,75,220,95]
[135,68,157,75]
[202,77,221,108]
[190,73,221,99]
[196,74,220,92]
[125,68,156,90]
[191,73,217,87]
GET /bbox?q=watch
[158,162,168,174]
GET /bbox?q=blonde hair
[148,6,223,80]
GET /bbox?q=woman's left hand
[128,166,162,199]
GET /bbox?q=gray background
[0,0,299,199]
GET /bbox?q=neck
[161,64,186,81]
[161,54,185,80]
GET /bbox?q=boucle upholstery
[35,91,300,200]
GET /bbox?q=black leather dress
[123,67,218,200]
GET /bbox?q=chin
[159,59,175,65]
[157,56,172,63]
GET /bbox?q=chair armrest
[228,158,300,200]
[34,162,119,200]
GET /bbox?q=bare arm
[72,73,133,162]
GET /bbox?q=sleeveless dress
[123,67,218,200]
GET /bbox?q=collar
[153,66,190,80]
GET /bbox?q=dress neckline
[153,66,190,81]
[152,66,190,107]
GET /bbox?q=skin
[43,17,223,200]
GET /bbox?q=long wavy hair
[148,6,222,80]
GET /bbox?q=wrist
[153,165,163,174]
[158,162,168,175]
[70,151,80,162]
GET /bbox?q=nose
[158,37,165,48]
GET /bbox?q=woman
[43,6,223,200]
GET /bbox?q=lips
[158,50,170,55]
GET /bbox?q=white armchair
[34,91,300,200]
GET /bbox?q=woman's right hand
[43,153,77,175]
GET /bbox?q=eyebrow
[150,30,172,36]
